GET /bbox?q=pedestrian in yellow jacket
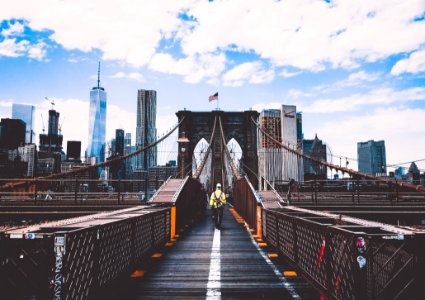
[210,183,226,229]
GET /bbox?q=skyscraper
[258,106,303,190]
[124,132,131,148]
[115,129,124,156]
[281,105,303,181]
[124,133,136,177]
[357,140,387,176]
[12,104,35,144]
[18,144,37,177]
[0,119,26,149]
[66,141,81,161]
[39,107,63,153]
[303,134,327,180]
[87,62,107,164]
[136,89,157,169]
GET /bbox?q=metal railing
[0,206,170,300]
[0,176,206,300]
[0,178,168,205]
[233,176,261,231]
[262,207,425,299]
[272,179,425,205]
[232,175,425,299]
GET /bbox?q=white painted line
[248,231,301,299]
[206,228,221,300]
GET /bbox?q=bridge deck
[99,208,317,300]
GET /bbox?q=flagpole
[216,96,219,110]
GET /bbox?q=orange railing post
[170,205,176,240]
[256,205,262,240]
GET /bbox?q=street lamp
[178,132,190,178]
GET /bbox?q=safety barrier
[231,176,425,298]
[262,208,425,299]
[0,206,170,300]
[149,177,206,233]
[173,178,206,231]
[233,176,260,232]
[0,175,207,300]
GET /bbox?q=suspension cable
[193,116,217,179]
[218,116,242,179]
[0,117,185,191]
[253,117,425,193]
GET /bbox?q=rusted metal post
[297,182,300,202]
[74,179,78,205]
[395,183,399,203]
[357,178,360,204]
[33,180,38,204]
[311,181,314,203]
[117,178,121,204]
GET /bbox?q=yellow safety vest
[210,190,227,208]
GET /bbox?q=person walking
[210,183,227,229]
[287,178,296,205]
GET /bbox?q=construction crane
[59,116,65,135]
[45,97,55,109]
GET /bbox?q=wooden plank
[99,209,317,299]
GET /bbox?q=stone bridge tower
[176,110,259,190]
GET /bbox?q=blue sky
[0,0,424,171]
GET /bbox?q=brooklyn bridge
[1,110,424,300]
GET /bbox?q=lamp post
[178,132,190,179]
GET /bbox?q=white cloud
[1,0,423,82]
[312,107,425,170]
[222,62,274,87]
[0,38,29,57]
[0,1,193,67]
[251,102,282,112]
[28,40,48,61]
[182,0,425,71]
[110,71,145,82]
[0,100,13,108]
[1,21,24,37]
[346,70,380,84]
[314,70,381,93]
[391,49,425,75]
[149,52,226,83]
[287,89,312,99]
[279,69,302,78]
[0,37,48,60]
[303,87,425,113]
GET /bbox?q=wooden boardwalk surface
[98,208,318,300]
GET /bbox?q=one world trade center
[87,62,107,164]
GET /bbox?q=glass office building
[87,63,107,164]
[357,140,387,176]
[136,89,157,169]
[12,104,35,144]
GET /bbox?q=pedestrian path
[98,208,317,299]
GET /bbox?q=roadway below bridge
[97,208,318,300]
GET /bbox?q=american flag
[208,92,218,102]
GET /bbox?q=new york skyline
[0,0,424,170]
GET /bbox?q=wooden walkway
[98,208,317,299]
